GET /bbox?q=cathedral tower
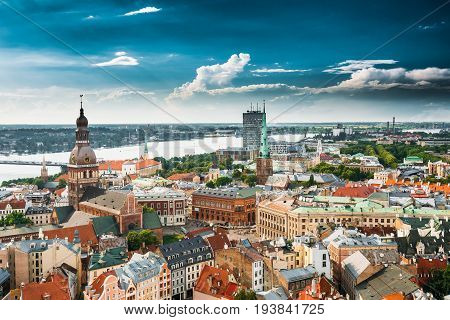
[68,95,99,209]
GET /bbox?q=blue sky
[0,0,449,124]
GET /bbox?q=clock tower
[68,95,99,210]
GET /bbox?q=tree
[234,289,257,300]
[426,265,450,299]
[139,230,159,246]
[127,231,141,251]
[33,178,45,189]
[57,178,67,188]
[244,174,257,187]
[0,211,32,227]
[215,176,232,187]
[302,174,316,187]
[232,169,242,179]
[206,180,216,188]
[126,229,160,251]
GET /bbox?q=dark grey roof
[279,266,316,282]
[80,186,106,202]
[26,206,52,215]
[193,187,259,199]
[85,190,129,211]
[0,268,10,285]
[355,265,419,300]
[54,206,75,224]
[159,236,212,269]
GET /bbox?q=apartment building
[158,236,213,299]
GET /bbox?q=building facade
[135,187,187,226]
[242,107,264,150]
[192,188,258,226]
[158,236,213,300]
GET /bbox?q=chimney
[311,278,317,298]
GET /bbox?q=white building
[134,187,187,226]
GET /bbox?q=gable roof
[91,216,120,237]
[333,185,375,198]
[142,211,162,230]
[85,190,130,211]
[43,224,98,247]
[0,199,26,210]
[206,233,231,252]
[194,265,238,299]
[22,273,71,300]
[355,265,418,300]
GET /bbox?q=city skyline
[0,0,449,124]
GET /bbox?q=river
[0,133,310,182]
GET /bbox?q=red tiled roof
[333,185,375,198]
[99,160,125,171]
[298,276,339,300]
[136,158,161,170]
[194,265,238,299]
[22,273,71,300]
[0,199,26,210]
[90,270,117,297]
[54,173,69,182]
[206,233,231,252]
[54,188,66,197]
[167,172,197,181]
[43,224,98,247]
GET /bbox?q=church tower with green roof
[256,100,273,185]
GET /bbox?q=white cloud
[123,6,161,16]
[207,83,302,95]
[93,52,139,67]
[324,59,398,74]
[84,15,95,20]
[168,53,251,100]
[96,88,154,102]
[251,68,310,73]
[405,67,450,81]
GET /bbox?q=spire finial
[263,99,266,113]
[80,94,84,114]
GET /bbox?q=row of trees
[1,173,67,189]
[312,163,373,181]
[341,141,444,169]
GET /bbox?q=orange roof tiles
[90,270,117,297]
[99,160,125,171]
[167,172,197,181]
[385,179,450,196]
[194,265,238,299]
[43,224,98,248]
[0,199,26,210]
[136,158,161,170]
[54,187,66,197]
[382,292,405,300]
[54,173,69,182]
[333,185,375,198]
[298,277,340,300]
[22,273,71,300]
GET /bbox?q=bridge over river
[0,160,67,167]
